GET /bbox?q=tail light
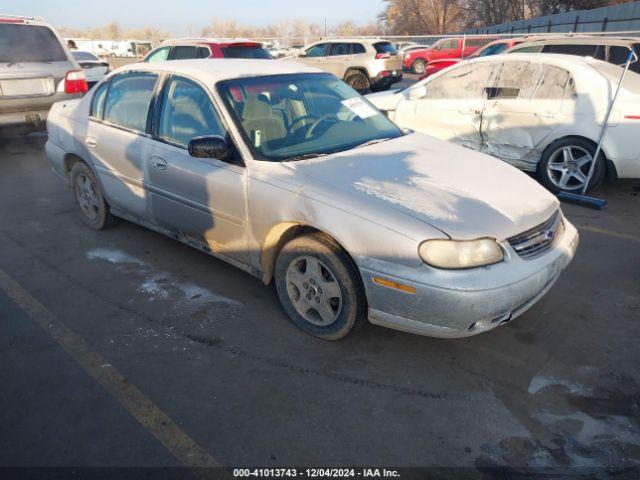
[375,53,391,59]
[64,70,88,95]
[624,115,640,120]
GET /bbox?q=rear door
[324,43,353,78]
[395,62,497,150]
[86,71,159,219]
[146,75,248,261]
[480,61,574,167]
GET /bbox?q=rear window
[0,24,67,63]
[171,46,198,60]
[373,42,398,55]
[221,45,272,59]
[73,51,100,62]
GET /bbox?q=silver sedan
[45,59,579,340]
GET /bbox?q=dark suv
[0,14,87,131]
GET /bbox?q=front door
[480,62,573,168]
[297,43,329,71]
[146,75,248,262]
[395,62,497,151]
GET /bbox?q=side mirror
[298,52,307,58]
[188,136,231,161]
[408,86,427,100]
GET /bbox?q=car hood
[366,90,405,111]
[286,133,559,241]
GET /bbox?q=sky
[2,0,387,33]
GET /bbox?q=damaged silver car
[45,60,579,340]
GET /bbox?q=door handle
[85,137,97,148]
[535,111,557,119]
[459,109,481,115]
[150,157,167,171]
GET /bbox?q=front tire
[275,233,366,340]
[537,138,606,194]
[70,162,118,230]
[411,59,426,75]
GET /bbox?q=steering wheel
[304,114,337,139]
[289,115,315,132]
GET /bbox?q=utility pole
[324,17,327,37]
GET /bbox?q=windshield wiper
[283,152,328,162]
[352,138,392,150]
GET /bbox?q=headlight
[419,238,504,270]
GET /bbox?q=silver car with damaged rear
[0,14,86,130]
[45,59,579,340]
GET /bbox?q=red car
[403,37,488,75]
[420,38,528,79]
[144,39,272,63]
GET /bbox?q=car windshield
[0,24,67,63]
[217,73,403,162]
[221,45,272,59]
[73,51,100,61]
[473,42,509,58]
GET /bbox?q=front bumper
[361,220,579,338]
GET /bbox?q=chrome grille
[508,211,564,260]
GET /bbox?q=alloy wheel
[546,145,594,191]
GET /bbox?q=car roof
[159,38,263,47]
[514,36,640,47]
[116,59,323,82]
[309,38,388,45]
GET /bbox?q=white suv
[294,39,403,93]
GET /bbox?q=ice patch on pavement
[528,375,592,396]
[87,247,145,266]
[86,247,243,309]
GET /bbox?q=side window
[329,43,350,56]
[158,76,226,148]
[546,44,597,57]
[534,66,574,100]
[424,63,495,99]
[197,47,210,58]
[146,47,170,63]
[171,46,198,60]
[103,73,158,132]
[352,43,366,54]
[305,43,328,58]
[490,61,543,100]
[90,80,109,119]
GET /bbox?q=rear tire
[344,71,371,94]
[412,59,426,75]
[275,233,366,340]
[70,162,118,230]
[536,138,606,194]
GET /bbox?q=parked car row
[410,34,640,79]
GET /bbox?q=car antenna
[557,48,637,210]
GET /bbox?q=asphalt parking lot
[0,123,639,477]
